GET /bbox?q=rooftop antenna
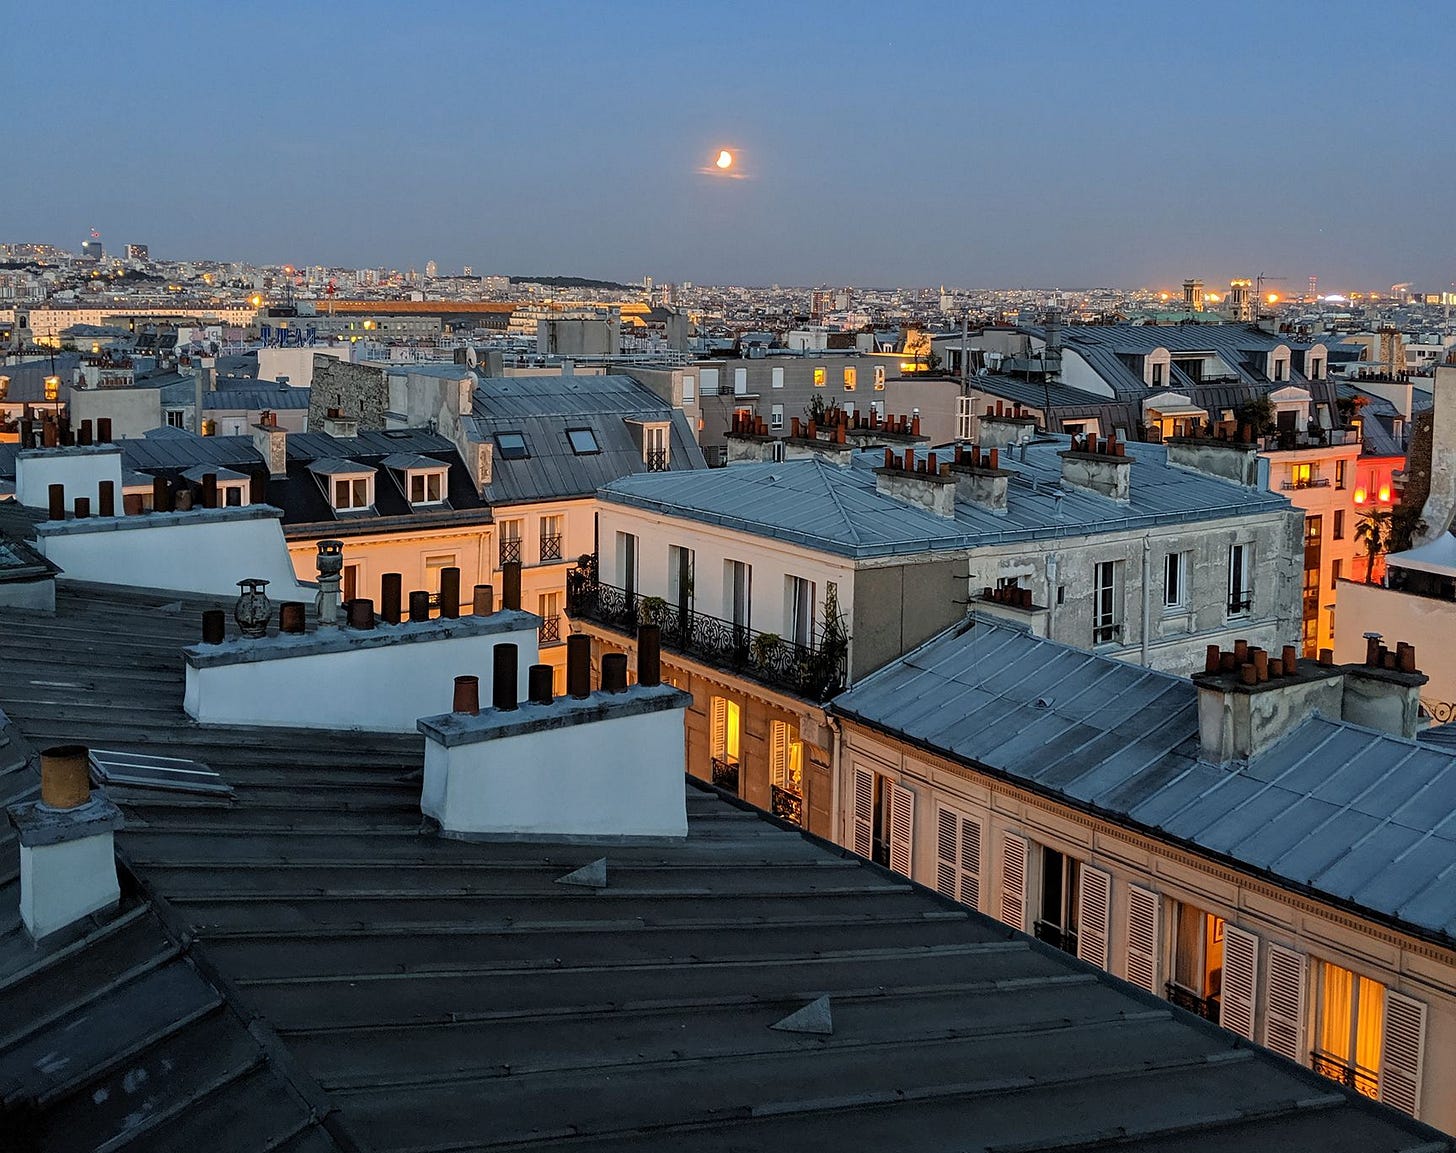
[1042,304,1062,434]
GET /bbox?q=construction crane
[1255,273,1287,304]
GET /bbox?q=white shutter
[1263,943,1307,1063]
[710,697,726,760]
[1076,865,1112,971]
[999,832,1028,933]
[1124,884,1160,994]
[935,807,958,900]
[851,767,873,858]
[887,782,914,877]
[1221,924,1259,1041]
[959,813,982,911]
[769,722,788,788]
[1380,990,1427,1118]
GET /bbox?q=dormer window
[383,453,449,506]
[495,431,530,460]
[308,459,376,513]
[566,428,600,455]
[335,476,372,510]
[410,471,445,504]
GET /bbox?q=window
[566,428,599,455]
[1310,357,1324,379]
[769,719,804,798]
[668,545,694,615]
[539,514,563,562]
[408,470,445,504]
[1333,510,1345,540]
[332,476,371,510]
[1093,560,1122,644]
[617,531,638,597]
[424,554,456,594]
[786,576,815,648]
[495,431,529,460]
[1163,551,1189,609]
[1331,558,1342,589]
[956,396,974,441]
[219,482,246,507]
[1169,902,1225,1023]
[682,374,696,403]
[1335,459,1347,490]
[843,367,856,390]
[771,367,784,390]
[1151,362,1166,387]
[733,367,748,396]
[1314,961,1384,1099]
[710,695,741,793]
[538,591,561,644]
[1034,845,1081,955]
[874,366,885,390]
[813,367,826,387]
[934,804,983,910]
[852,768,913,874]
[167,409,186,429]
[770,403,785,431]
[499,519,523,566]
[725,559,751,631]
[701,368,720,395]
[342,563,360,604]
[1305,515,1322,543]
[644,424,669,471]
[1228,543,1252,614]
[1289,462,1315,489]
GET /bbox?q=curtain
[1320,962,1354,1062]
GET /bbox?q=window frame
[565,427,601,456]
[494,431,530,460]
[1163,550,1189,610]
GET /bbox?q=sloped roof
[832,616,1456,945]
[601,436,1293,560]
[0,585,1449,1152]
[0,354,80,404]
[202,385,311,410]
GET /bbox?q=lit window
[813,367,826,387]
[874,366,886,389]
[1314,960,1384,1099]
[495,431,529,460]
[710,695,741,767]
[566,428,600,455]
[843,367,856,390]
[769,719,804,800]
[1169,902,1225,1023]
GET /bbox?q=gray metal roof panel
[833,617,1456,943]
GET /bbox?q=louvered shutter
[769,722,787,788]
[710,697,726,760]
[1124,884,1160,993]
[1076,865,1112,971]
[1380,991,1427,1117]
[887,782,914,877]
[959,814,982,911]
[1221,924,1259,1041]
[1000,832,1028,933]
[851,767,873,858]
[935,808,958,899]
[1263,943,1307,1062]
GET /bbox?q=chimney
[322,408,359,438]
[6,746,123,941]
[978,408,1038,450]
[252,416,288,478]
[1193,641,1344,763]
[874,447,957,517]
[1059,434,1133,502]
[1341,635,1427,739]
[949,443,1010,515]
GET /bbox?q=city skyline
[4,1,1454,289]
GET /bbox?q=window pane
[1320,961,1355,1063]
[566,428,599,454]
[496,432,529,459]
[1355,976,1384,1075]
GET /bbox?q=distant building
[124,243,149,262]
[80,239,103,263]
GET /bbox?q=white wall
[15,446,124,509]
[20,831,120,940]
[35,507,313,598]
[1334,579,1455,721]
[185,615,540,731]
[420,688,690,838]
[258,345,352,388]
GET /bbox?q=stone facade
[310,356,389,431]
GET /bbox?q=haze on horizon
[5,0,1452,292]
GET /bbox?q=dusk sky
[6,1,1453,290]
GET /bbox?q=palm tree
[1355,508,1393,584]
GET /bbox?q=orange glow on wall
[1378,485,1391,503]
[1354,488,1367,504]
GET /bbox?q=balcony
[771,784,804,825]
[499,538,522,567]
[1281,477,1331,490]
[568,568,848,702]
[646,448,669,472]
[1165,982,1221,1024]
[1033,920,1078,956]
[1228,592,1254,615]
[1311,1051,1379,1100]
[538,614,561,646]
[539,533,563,563]
[711,756,739,794]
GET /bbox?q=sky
[4,1,1453,291]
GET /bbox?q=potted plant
[750,632,783,667]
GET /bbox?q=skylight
[495,432,530,460]
[566,428,600,455]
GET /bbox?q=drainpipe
[1141,536,1152,667]
[825,712,844,848]
[1045,553,1059,639]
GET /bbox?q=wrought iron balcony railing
[646,448,669,472]
[1311,1051,1379,1099]
[539,533,563,563]
[567,570,847,701]
[1033,919,1078,956]
[1165,982,1221,1024]
[1092,621,1121,646]
[538,614,561,645]
[771,784,804,825]
[499,538,522,567]
[1227,592,1254,615]
[711,756,739,794]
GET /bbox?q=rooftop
[832,615,1456,947]
[0,586,1449,1152]
[600,435,1294,560]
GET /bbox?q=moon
[715,149,734,170]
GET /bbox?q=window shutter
[1124,884,1160,994]
[769,722,788,788]
[1076,865,1112,971]
[959,814,982,911]
[851,767,873,858]
[1380,991,1427,1118]
[887,782,914,877]
[999,833,1028,933]
[935,807,958,900]
[1262,943,1307,1063]
[710,697,726,760]
[1221,924,1259,1041]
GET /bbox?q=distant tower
[425,260,438,280]
[1228,279,1253,322]
[1182,278,1205,312]
[1308,275,1318,301]
[125,243,149,262]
